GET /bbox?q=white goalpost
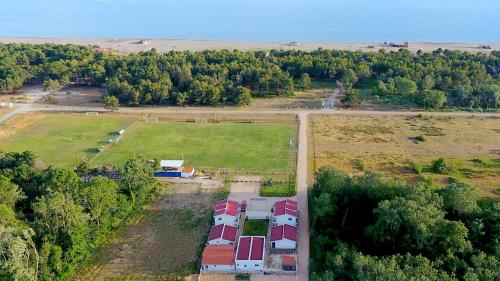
[144,116,158,123]
[85,112,99,116]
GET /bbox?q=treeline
[0,151,160,280]
[0,43,499,108]
[309,167,499,281]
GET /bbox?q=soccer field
[1,113,297,172]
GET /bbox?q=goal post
[85,112,99,116]
[144,116,158,123]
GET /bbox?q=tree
[233,86,252,105]
[42,79,60,92]
[120,156,156,204]
[441,183,479,216]
[341,89,360,107]
[395,77,418,96]
[421,75,435,90]
[300,73,312,89]
[0,175,25,209]
[420,90,446,109]
[103,95,120,112]
[81,176,119,229]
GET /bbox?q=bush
[431,158,449,174]
[409,161,422,174]
[415,135,425,142]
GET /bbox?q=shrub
[415,135,425,142]
[431,158,449,174]
[409,161,422,174]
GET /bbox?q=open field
[311,115,500,198]
[0,113,297,171]
[75,184,221,280]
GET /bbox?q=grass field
[243,219,269,236]
[311,114,500,198]
[0,113,297,172]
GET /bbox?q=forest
[309,167,499,281]
[0,151,160,280]
[0,43,499,109]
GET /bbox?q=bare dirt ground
[250,89,332,110]
[76,184,222,281]
[311,114,500,198]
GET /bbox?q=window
[204,265,208,269]
[288,218,292,221]
[244,265,247,268]
[255,264,259,267]
[218,218,222,221]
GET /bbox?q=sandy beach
[1,37,498,53]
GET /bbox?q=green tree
[42,79,61,92]
[300,73,312,89]
[395,77,418,96]
[81,176,119,229]
[421,75,435,90]
[103,95,120,112]
[341,89,360,107]
[120,156,156,204]
[0,175,25,209]
[431,158,449,174]
[441,183,479,216]
[421,90,447,109]
[233,86,252,105]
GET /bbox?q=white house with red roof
[270,224,297,251]
[271,199,298,227]
[207,224,237,245]
[201,244,236,272]
[235,236,265,272]
[214,199,240,227]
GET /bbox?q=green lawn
[93,120,296,170]
[2,114,135,168]
[2,113,297,171]
[243,219,269,236]
[260,182,296,197]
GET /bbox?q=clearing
[242,219,269,236]
[76,183,223,280]
[310,114,500,198]
[0,113,297,172]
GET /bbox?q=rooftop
[214,199,239,217]
[274,199,298,217]
[236,236,265,261]
[208,224,237,242]
[160,160,184,168]
[201,245,235,265]
[270,224,297,242]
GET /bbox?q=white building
[272,199,298,227]
[181,167,195,178]
[201,244,236,273]
[270,224,297,251]
[235,236,265,273]
[214,199,240,227]
[207,224,237,245]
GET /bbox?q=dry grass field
[75,184,222,280]
[311,114,500,198]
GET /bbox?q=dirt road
[296,112,309,281]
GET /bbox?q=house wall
[235,260,264,272]
[201,264,235,272]
[272,215,298,227]
[207,238,234,245]
[214,214,239,226]
[271,239,296,250]
[181,171,194,178]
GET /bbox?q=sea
[0,0,499,43]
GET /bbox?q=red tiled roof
[236,236,265,261]
[182,167,194,173]
[214,199,239,217]
[208,224,237,242]
[274,199,298,217]
[282,256,296,266]
[270,224,297,242]
[201,245,235,265]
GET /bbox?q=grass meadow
[1,113,297,172]
[311,114,500,199]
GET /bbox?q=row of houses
[201,198,299,273]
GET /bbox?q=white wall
[235,260,264,272]
[246,210,270,220]
[201,264,235,272]
[207,238,234,245]
[271,239,296,250]
[214,214,239,226]
[272,215,298,227]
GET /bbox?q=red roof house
[272,199,298,227]
[214,199,240,226]
[208,224,237,245]
[235,236,265,272]
[201,244,236,272]
[270,224,297,251]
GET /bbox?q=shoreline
[1,37,499,53]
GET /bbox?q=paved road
[3,104,500,281]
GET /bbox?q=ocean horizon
[0,0,499,43]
